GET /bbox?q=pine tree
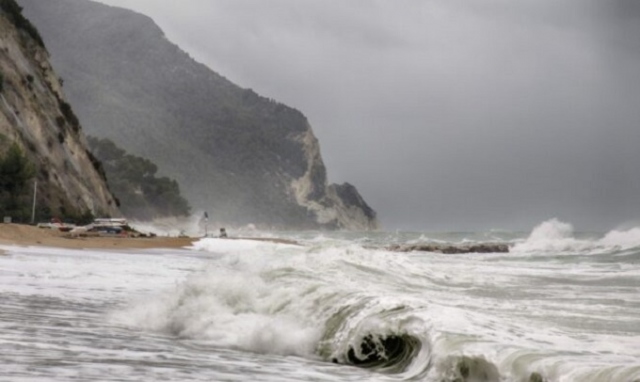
[0,143,35,220]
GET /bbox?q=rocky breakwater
[388,243,510,254]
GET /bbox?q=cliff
[0,0,118,220]
[19,0,379,230]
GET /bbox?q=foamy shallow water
[1,220,640,382]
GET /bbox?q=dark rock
[528,372,546,382]
[388,243,509,254]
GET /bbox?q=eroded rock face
[19,0,379,230]
[291,129,379,230]
[0,3,118,218]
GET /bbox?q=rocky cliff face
[19,0,379,230]
[291,129,377,230]
[0,1,118,219]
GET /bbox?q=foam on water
[600,226,640,250]
[513,218,640,254]
[2,220,640,381]
[188,237,300,255]
[106,230,640,381]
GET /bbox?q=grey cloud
[93,0,640,231]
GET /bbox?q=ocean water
[1,219,639,382]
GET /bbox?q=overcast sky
[92,0,640,231]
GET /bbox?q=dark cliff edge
[19,0,379,230]
[0,0,119,221]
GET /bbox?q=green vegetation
[20,0,377,228]
[0,0,45,47]
[58,99,81,133]
[87,136,190,220]
[0,143,35,221]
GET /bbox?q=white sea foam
[599,227,640,250]
[111,241,323,358]
[513,218,640,254]
[512,219,592,253]
[189,237,299,255]
[2,226,639,382]
[113,268,321,357]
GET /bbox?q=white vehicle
[93,218,128,227]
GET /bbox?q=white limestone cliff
[0,6,118,218]
[291,128,379,230]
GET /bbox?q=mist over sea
[1,219,639,381]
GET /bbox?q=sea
[1,218,639,382]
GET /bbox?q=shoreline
[0,223,299,250]
[0,223,198,250]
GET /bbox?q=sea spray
[599,227,640,250]
[112,239,436,376]
[512,219,592,253]
[512,218,640,255]
[111,249,321,357]
[99,223,640,382]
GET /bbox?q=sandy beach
[0,223,300,251]
[0,223,197,250]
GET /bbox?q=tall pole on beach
[31,179,37,224]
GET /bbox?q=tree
[86,136,190,220]
[0,143,35,220]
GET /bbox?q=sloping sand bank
[0,224,196,250]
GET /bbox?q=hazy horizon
[87,0,640,231]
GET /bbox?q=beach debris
[68,224,94,237]
[36,218,76,232]
[66,218,135,238]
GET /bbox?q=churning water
[1,219,639,381]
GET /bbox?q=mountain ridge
[19,0,379,230]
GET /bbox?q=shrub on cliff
[87,136,190,220]
[0,0,44,47]
[0,143,35,221]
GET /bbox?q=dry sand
[0,223,197,250]
[0,224,299,251]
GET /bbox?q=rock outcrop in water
[19,0,379,230]
[0,1,118,220]
[388,243,510,254]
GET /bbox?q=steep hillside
[0,0,119,221]
[87,136,191,221]
[19,0,378,230]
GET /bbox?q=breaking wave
[110,240,435,378]
[319,304,431,376]
[513,218,640,254]
[109,230,640,381]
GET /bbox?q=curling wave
[108,233,640,381]
[318,304,432,377]
[344,333,422,370]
